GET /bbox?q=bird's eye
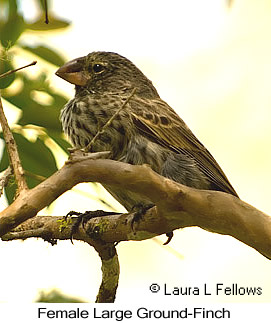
[93,64,104,74]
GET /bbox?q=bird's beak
[55,57,89,86]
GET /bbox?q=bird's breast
[60,96,129,158]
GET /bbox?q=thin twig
[0,61,38,193]
[84,88,137,152]
[24,170,46,182]
[44,0,49,24]
[0,95,28,193]
[0,166,12,198]
[0,61,37,79]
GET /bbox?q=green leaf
[47,130,71,153]
[3,74,67,132]
[22,45,65,66]
[0,13,25,48]
[0,132,58,203]
[5,92,62,131]
[26,16,70,31]
[3,178,17,205]
[7,0,17,17]
[0,60,15,89]
[36,289,84,303]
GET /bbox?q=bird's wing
[130,97,238,197]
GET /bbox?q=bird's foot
[130,204,174,245]
[130,203,155,229]
[164,231,174,245]
[64,210,120,243]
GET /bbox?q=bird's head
[55,51,159,98]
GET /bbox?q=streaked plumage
[56,51,238,213]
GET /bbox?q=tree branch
[95,244,119,303]
[0,95,28,194]
[1,154,271,260]
[1,213,120,302]
[0,62,37,195]
[0,166,12,197]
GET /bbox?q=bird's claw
[130,203,155,230]
[130,204,174,244]
[64,210,120,243]
[163,231,174,245]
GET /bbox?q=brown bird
[56,51,238,243]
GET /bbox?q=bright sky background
[1,0,271,304]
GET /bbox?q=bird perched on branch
[56,51,238,243]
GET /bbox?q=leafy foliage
[0,0,71,203]
[22,45,66,66]
[0,132,58,202]
[0,59,15,89]
[36,289,84,303]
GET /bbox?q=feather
[130,97,238,197]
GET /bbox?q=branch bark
[1,155,271,260]
[1,214,121,303]
[0,92,28,194]
[0,62,37,195]
[0,166,12,197]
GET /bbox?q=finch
[56,52,238,241]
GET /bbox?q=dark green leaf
[7,0,17,17]
[0,132,58,203]
[22,45,65,66]
[6,92,62,131]
[0,60,15,89]
[47,130,71,153]
[0,13,25,48]
[3,74,67,131]
[26,16,70,31]
[36,289,84,303]
[3,179,17,205]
